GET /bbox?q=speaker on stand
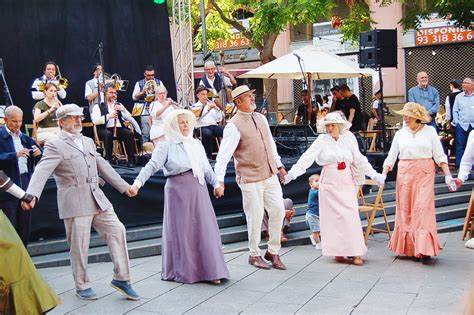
[359,29,398,153]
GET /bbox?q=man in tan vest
[214,85,287,270]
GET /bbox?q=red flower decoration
[337,162,346,170]
[331,15,343,29]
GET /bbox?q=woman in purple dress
[130,109,229,284]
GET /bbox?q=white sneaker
[315,243,322,250]
[309,234,317,246]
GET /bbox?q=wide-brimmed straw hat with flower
[319,112,352,131]
[394,102,431,123]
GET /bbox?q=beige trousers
[238,175,285,257]
[64,209,130,290]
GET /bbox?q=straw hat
[231,85,255,100]
[394,102,431,123]
[319,112,351,131]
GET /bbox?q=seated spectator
[277,111,289,125]
[91,84,140,167]
[261,198,295,243]
[192,86,224,159]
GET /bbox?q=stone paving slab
[39,232,474,314]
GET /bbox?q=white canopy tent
[239,45,374,80]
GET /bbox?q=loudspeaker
[359,29,397,68]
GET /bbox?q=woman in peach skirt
[382,102,457,263]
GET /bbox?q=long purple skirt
[161,171,229,284]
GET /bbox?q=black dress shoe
[421,256,431,264]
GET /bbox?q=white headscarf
[164,109,207,185]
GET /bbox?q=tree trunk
[260,34,278,113]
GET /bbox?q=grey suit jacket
[27,131,129,219]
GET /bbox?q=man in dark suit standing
[0,105,41,246]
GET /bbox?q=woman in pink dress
[382,102,457,263]
[284,112,385,266]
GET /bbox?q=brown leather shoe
[264,251,287,270]
[248,256,271,270]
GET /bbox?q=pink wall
[369,0,406,99]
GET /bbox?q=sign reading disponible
[415,26,473,46]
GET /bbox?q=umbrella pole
[305,73,312,150]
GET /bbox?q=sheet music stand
[132,101,151,117]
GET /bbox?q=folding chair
[358,131,379,153]
[462,188,474,240]
[358,179,391,242]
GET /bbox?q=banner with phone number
[415,26,473,46]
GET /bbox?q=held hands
[21,197,36,210]
[373,173,386,186]
[278,167,287,184]
[444,175,457,192]
[282,173,293,185]
[454,178,464,189]
[126,185,139,197]
[214,182,225,198]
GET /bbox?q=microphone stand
[97,43,106,109]
[0,58,14,107]
[295,54,309,150]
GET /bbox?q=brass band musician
[192,86,224,159]
[84,64,104,114]
[31,61,67,101]
[199,60,236,108]
[132,65,165,143]
[33,83,62,143]
[91,84,140,168]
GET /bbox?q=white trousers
[238,175,285,257]
[64,210,131,290]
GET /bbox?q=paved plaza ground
[39,232,473,314]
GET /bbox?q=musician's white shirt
[31,75,67,100]
[192,100,224,128]
[91,101,132,128]
[198,75,232,96]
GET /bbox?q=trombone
[36,65,69,91]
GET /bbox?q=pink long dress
[384,125,447,257]
[287,131,377,257]
[388,159,442,256]
[319,163,367,256]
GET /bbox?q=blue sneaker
[76,288,97,300]
[110,279,140,301]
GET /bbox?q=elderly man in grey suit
[22,104,140,301]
